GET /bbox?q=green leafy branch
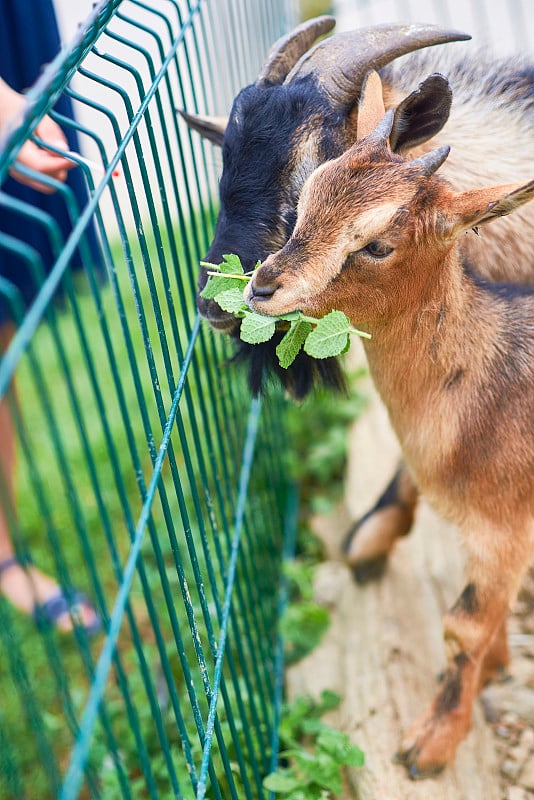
[280,560,330,665]
[263,691,364,799]
[200,255,370,368]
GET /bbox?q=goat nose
[249,276,279,300]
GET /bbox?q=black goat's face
[198,77,345,333]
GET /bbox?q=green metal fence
[0,2,298,798]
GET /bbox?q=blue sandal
[33,590,102,636]
[0,557,102,637]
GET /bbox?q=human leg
[0,321,100,633]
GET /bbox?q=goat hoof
[408,761,445,781]
[393,747,445,780]
[343,497,414,583]
[392,748,410,765]
[343,519,389,583]
[352,554,388,584]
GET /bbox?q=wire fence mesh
[0,2,297,798]
[2,0,533,798]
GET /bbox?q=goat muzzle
[197,292,240,333]
[244,272,280,308]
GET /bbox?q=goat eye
[364,240,393,258]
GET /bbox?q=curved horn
[284,23,471,109]
[409,144,451,176]
[257,15,336,85]
[368,108,395,146]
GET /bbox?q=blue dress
[0,0,102,323]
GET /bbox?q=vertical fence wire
[0,1,297,798]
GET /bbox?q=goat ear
[390,74,452,153]
[357,70,386,140]
[447,179,534,237]
[178,111,227,146]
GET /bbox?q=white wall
[54,0,95,42]
[333,0,534,54]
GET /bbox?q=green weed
[264,691,364,799]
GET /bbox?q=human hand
[9,115,75,194]
[0,80,74,193]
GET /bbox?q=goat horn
[368,108,395,145]
[257,15,336,85]
[409,144,451,176]
[284,24,471,109]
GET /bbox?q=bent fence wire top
[0,1,297,798]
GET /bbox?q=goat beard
[231,333,347,400]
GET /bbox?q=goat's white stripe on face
[294,200,403,288]
[279,133,322,237]
[339,201,402,250]
[256,200,404,316]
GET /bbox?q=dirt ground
[287,345,534,800]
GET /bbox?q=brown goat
[244,71,534,778]
[185,18,534,578]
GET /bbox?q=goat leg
[395,524,532,779]
[477,619,510,690]
[343,462,419,582]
